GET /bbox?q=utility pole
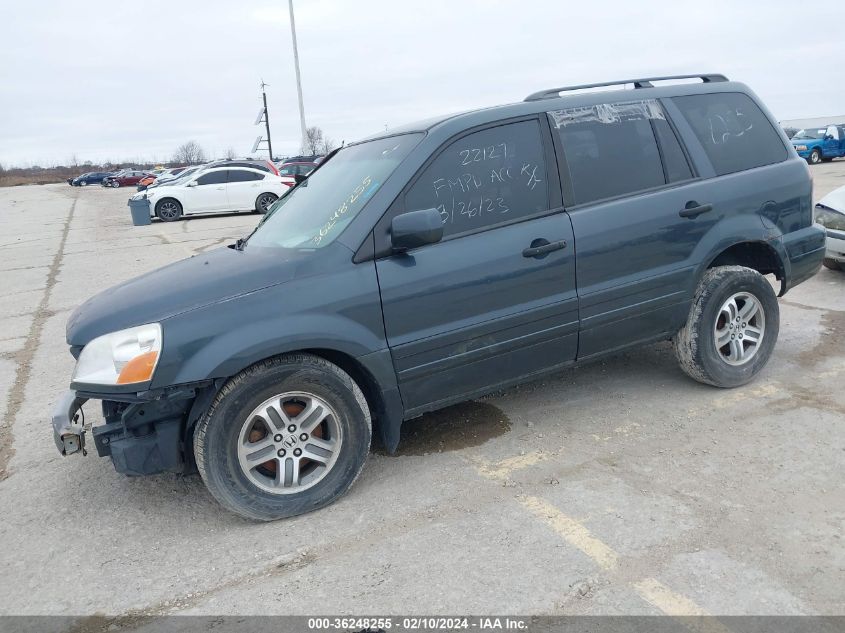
[252,81,274,160]
[261,80,273,160]
[288,0,307,153]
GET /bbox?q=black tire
[112,180,121,188]
[155,198,183,222]
[255,192,278,214]
[808,149,822,165]
[823,258,843,271]
[673,266,779,388]
[193,354,371,521]
[79,180,87,187]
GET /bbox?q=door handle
[522,239,567,258]
[216,186,225,190]
[679,201,713,218]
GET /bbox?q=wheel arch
[703,240,788,296]
[154,195,184,215]
[180,346,403,457]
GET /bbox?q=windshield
[247,134,422,249]
[162,166,201,185]
[793,128,826,140]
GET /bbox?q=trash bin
[128,197,152,226]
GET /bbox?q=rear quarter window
[672,92,787,176]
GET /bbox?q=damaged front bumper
[49,383,215,476]
[51,390,89,455]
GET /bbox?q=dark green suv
[52,74,825,520]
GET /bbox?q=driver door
[374,118,578,414]
[188,170,230,212]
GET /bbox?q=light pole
[288,0,308,153]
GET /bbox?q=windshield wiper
[234,237,247,251]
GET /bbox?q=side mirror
[293,173,307,184]
[390,208,443,252]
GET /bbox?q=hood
[791,138,822,147]
[67,246,304,346]
[817,185,845,213]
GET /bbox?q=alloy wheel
[258,193,277,212]
[236,392,342,494]
[157,201,179,220]
[713,291,765,366]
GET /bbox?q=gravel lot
[0,165,843,618]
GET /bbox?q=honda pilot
[52,74,826,520]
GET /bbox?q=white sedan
[134,166,289,222]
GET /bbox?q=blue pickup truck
[791,124,845,164]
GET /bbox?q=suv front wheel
[193,353,371,521]
[673,266,779,387]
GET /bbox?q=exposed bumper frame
[51,390,89,456]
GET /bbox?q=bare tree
[224,146,236,160]
[173,140,207,165]
[320,137,337,154]
[303,126,325,155]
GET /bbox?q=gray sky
[2,0,843,167]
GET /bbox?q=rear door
[226,169,265,210]
[375,118,578,413]
[548,98,704,359]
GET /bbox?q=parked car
[791,124,845,164]
[52,74,825,520]
[276,161,318,187]
[204,159,280,176]
[814,185,845,271]
[102,170,152,188]
[68,172,114,186]
[137,168,181,191]
[132,166,288,221]
[278,154,323,165]
[145,166,201,190]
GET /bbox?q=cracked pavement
[0,174,843,618]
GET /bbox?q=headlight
[72,323,162,386]
[815,205,845,231]
[145,191,155,198]
[794,145,808,151]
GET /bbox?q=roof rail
[524,74,728,102]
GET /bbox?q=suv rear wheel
[673,266,779,387]
[193,354,371,521]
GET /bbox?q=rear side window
[672,92,787,176]
[404,120,549,238]
[549,99,678,206]
[228,170,264,182]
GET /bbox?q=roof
[358,74,744,146]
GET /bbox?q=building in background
[780,115,845,138]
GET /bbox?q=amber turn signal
[116,351,159,384]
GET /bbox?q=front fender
[150,261,388,388]
[162,313,384,386]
